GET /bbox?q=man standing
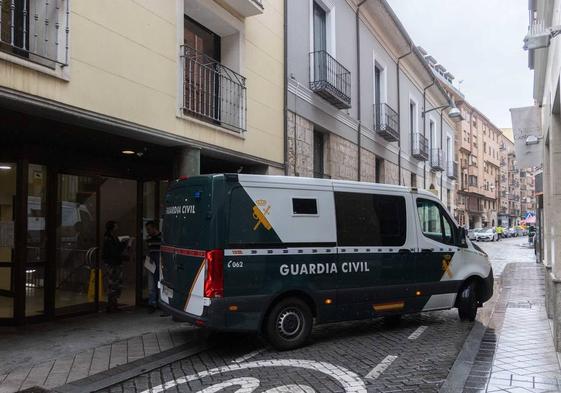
[145,221,162,313]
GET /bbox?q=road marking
[408,325,428,340]
[141,359,367,393]
[232,348,266,364]
[365,355,398,380]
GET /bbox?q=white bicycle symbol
[141,359,367,393]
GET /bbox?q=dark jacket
[146,232,162,279]
[102,234,127,266]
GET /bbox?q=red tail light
[204,249,224,298]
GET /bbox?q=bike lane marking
[140,359,367,393]
[408,325,428,340]
[231,348,266,364]
[365,355,398,380]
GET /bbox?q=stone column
[174,146,201,178]
[544,129,553,319]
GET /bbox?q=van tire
[458,281,478,321]
[265,297,312,351]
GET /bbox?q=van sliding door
[333,190,417,320]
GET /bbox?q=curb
[438,280,500,393]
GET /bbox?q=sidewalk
[464,261,561,392]
[0,309,195,393]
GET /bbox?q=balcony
[412,133,429,161]
[181,45,247,133]
[447,161,458,179]
[309,50,351,109]
[221,0,264,16]
[374,103,399,142]
[430,149,445,171]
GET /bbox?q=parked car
[468,228,482,241]
[475,228,498,242]
[507,227,518,237]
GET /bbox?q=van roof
[180,174,438,198]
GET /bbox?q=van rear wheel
[265,297,312,351]
[458,282,478,322]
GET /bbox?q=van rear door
[160,176,215,317]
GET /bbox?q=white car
[475,228,498,242]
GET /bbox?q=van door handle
[398,249,411,254]
[421,248,434,253]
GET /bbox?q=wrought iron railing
[447,160,458,179]
[0,0,69,66]
[430,148,444,171]
[181,45,247,133]
[374,103,399,142]
[412,132,429,161]
[309,50,351,109]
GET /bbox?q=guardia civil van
[159,174,493,350]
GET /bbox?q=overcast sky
[387,0,533,128]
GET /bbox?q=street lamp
[422,100,462,122]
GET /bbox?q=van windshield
[162,179,212,250]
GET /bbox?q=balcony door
[184,16,221,124]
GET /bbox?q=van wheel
[458,282,478,322]
[265,297,312,351]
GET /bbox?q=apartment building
[497,135,521,227]
[525,0,561,350]
[0,0,284,324]
[285,0,458,209]
[520,168,536,213]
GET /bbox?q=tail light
[204,249,224,298]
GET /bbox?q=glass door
[26,164,47,316]
[55,174,98,315]
[0,163,17,319]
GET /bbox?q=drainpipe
[283,0,288,175]
[422,79,435,189]
[440,107,445,200]
[356,0,367,181]
[396,45,412,186]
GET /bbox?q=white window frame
[429,117,437,150]
[309,0,336,56]
[409,95,419,134]
[372,53,387,106]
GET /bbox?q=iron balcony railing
[412,132,429,161]
[374,103,399,142]
[430,148,444,171]
[447,160,458,179]
[181,45,247,133]
[309,50,351,109]
[0,0,69,66]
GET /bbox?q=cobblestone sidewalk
[0,310,195,393]
[464,262,561,392]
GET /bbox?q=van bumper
[480,268,494,303]
[158,296,269,332]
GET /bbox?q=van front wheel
[457,282,478,322]
[265,297,312,351]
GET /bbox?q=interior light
[121,150,135,155]
[0,165,12,170]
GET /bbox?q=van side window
[292,198,318,215]
[416,198,455,245]
[335,192,407,246]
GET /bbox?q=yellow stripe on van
[373,301,405,312]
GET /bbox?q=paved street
[5,237,554,393]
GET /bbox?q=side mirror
[458,227,468,247]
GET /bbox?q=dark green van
[159,174,493,350]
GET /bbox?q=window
[0,0,69,67]
[292,198,318,215]
[313,131,325,178]
[313,1,327,52]
[430,120,436,149]
[416,198,455,245]
[375,157,384,183]
[409,100,417,134]
[411,172,417,188]
[335,192,407,246]
[374,64,382,106]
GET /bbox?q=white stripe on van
[224,247,459,256]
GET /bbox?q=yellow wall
[0,0,284,165]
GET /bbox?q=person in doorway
[102,221,128,313]
[145,221,163,314]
